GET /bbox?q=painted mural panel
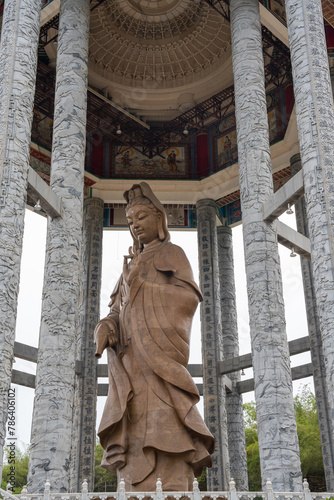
[113,146,189,179]
[259,0,286,25]
[214,85,288,172]
[30,149,51,183]
[268,0,286,23]
[216,130,238,169]
[218,200,242,227]
[104,204,197,229]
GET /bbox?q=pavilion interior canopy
[1,0,334,222]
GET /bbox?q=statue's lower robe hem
[100,359,213,491]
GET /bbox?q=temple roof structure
[20,0,334,212]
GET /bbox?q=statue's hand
[108,329,118,347]
[94,320,118,358]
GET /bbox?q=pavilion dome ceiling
[87,0,233,119]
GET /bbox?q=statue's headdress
[124,182,170,252]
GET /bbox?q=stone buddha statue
[94,182,214,492]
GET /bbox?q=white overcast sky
[11,207,312,450]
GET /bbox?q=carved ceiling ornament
[89,0,231,86]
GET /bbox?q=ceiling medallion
[126,0,189,18]
[89,0,231,88]
[100,0,202,40]
[116,0,194,22]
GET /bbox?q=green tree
[1,446,29,493]
[294,386,325,491]
[243,386,326,492]
[94,442,117,492]
[243,402,261,491]
[197,467,207,491]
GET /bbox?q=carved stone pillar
[284,2,334,490]
[196,199,230,491]
[290,154,334,490]
[0,0,41,479]
[70,197,104,492]
[230,0,302,491]
[217,226,248,491]
[27,0,90,492]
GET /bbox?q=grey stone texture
[276,220,311,259]
[284,1,334,489]
[0,0,41,480]
[70,198,104,492]
[217,226,248,491]
[262,170,304,223]
[230,0,302,491]
[290,154,334,490]
[27,166,62,218]
[27,0,90,492]
[196,199,230,491]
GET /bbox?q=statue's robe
[98,241,214,491]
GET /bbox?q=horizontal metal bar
[219,336,310,375]
[27,166,62,218]
[277,220,311,260]
[14,341,38,363]
[289,336,310,356]
[219,353,252,375]
[11,361,314,396]
[11,369,36,389]
[262,169,304,222]
[236,362,313,394]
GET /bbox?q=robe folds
[98,240,214,491]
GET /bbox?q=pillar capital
[217,226,232,236]
[84,197,104,210]
[196,198,217,210]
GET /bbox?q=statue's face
[126,204,161,245]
